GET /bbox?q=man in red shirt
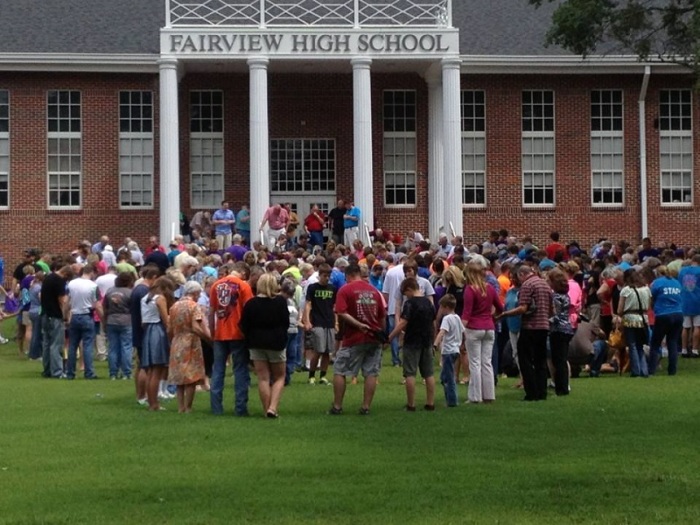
[545,231,567,262]
[208,270,254,415]
[303,204,326,249]
[331,264,387,415]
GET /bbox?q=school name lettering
[169,33,452,55]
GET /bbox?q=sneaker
[548,380,556,389]
[307,378,316,385]
[682,349,690,358]
[692,350,700,358]
[328,406,343,415]
[137,398,148,406]
[0,336,8,344]
[318,377,330,385]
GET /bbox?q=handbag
[631,288,650,345]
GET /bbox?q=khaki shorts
[683,315,700,328]
[249,348,287,363]
[21,311,32,326]
[402,345,434,378]
[333,344,382,378]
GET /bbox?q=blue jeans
[210,339,250,415]
[309,231,324,248]
[66,314,97,379]
[440,353,459,406]
[649,313,683,376]
[589,339,608,377]
[28,311,43,360]
[41,316,64,378]
[624,326,649,377]
[387,314,401,365]
[106,324,133,379]
[285,332,299,385]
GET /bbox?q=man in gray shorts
[303,263,336,385]
[331,264,387,415]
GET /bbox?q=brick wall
[0,70,698,274]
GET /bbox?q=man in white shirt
[382,254,407,367]
[65,264,102,379]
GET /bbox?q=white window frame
[119,91,154,209]
[383,89,417,208]
[190,90,224,208]
[461,90,486,207]
[591,89,624,207]
[270,138,336,194]
[47,90,81,210]
[521,90,555,207]
[0,89,9,209]
[660,89,693,206]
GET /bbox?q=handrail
[167,0,452,27]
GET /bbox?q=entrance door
[270,195,336,241]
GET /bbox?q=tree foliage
[529,0,699,74]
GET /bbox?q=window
[190,91,224,207]
[383,90,416,206]
[522,90,554,205]
[591,90,624,205]
[660,90,693,205]
[47,91,81,208]
[270,139,335,193]
[119,92,153,208]
[0,90,8,208]
[461,90,486,206]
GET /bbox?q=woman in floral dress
[167,281,211,413]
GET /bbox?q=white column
[248,57,270,244]
[442,57,463,238]
[428,76,444,242]
[352,57,373,244]
[158,58,181,249]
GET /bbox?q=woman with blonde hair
[461,262,503,403]
[442,265,467,383]
[167,281,211,413]
[239,273,289,418]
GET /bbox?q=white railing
[166,0,452,28]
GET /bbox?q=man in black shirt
[41,263,74,378]
[327,199,345,245]
[303,264,336,385]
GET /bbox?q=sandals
[266,410,279,419]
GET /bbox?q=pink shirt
[263,207,290,230]
[462,284,503,330]
[567,279,582,329]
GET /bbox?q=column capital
[247,56,270,69]
[157,57,179,70]
[351,56,372,69]
[441,56,462,70]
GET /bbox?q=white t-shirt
[67,278,98,315]
[382,264,405,313]
[439,313,465,355]
[95,273,117,298]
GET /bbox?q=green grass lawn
[1,318,699,524]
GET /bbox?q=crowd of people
[3,203,699,416]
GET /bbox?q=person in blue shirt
[649,265,683,375]
[678,254,700,358]
[211,200,235,249]
[330,258,347,290]
[235,205,251,245]
[342,201,360,247]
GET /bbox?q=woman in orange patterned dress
[167,281,211,413]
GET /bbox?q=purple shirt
[226,244,248,262]
[462,284,503,330]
